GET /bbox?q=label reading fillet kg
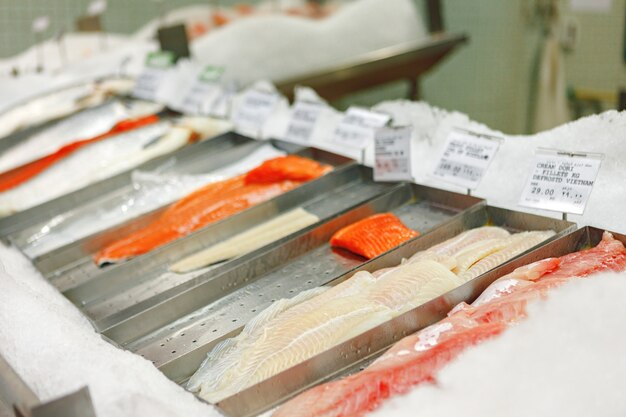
[132,51,176,101]
[283,101,324,144]
[519,150,602,215]
[374,125,413,182]
[332,107,391,149]
[432,129,501,189]
[231,89,279,138]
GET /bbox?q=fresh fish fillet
[369,260,463,312]
[0,99,161,173]
[0,113,161,193]
[458,231,556,282]
[94,156,330,265]
[0,121,172,216]
[201,298,394,403]
[408,226,510,263]
[187,286,329,393]
[170,208,320,273]
[19,144,285,257]
[244,155,332,183]
[0,78,135,140]
[272,233,626,417]
[330,213,419,259]
[452,238,509,274]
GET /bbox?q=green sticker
[199,66,224,83]
[146,51,176,69]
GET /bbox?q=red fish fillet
[0,114,161,192]
[330,213,419,259]
[94,156,330,265]
[273,232,626,417]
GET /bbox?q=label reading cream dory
[519,149,602,215]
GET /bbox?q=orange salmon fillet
[330,213,419,259]
[244,155,332,184]
[94,155,330,265]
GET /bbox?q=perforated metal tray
[64,165,409,317]
[217,225,616,417]
[102,190,501,381]
[16,137,352,291]
[124,205,572,407]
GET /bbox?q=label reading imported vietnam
[179,66,225,115]
[374,125,413,182]
[332,107,391,149]
[432,129,501,189]
[132,51,176,102]
[231,89,279,138]
[283,100,324,144]
[518,149,603,215]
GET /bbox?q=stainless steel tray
[64,165,408,317]
[26,138,352,291]
[220,223,608,417]
[103,188,492,380]
[126,204,572,401]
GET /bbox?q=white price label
[132,51,176,101]
[432,129,501,189]
[178,66,225,115]
[519,151,602,215]
[231,89,279,138]
[32,16,50,33]
[332,107,390,149]
[283,101,324,144]
[374,126,413,182]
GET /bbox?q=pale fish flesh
[170,208,320,273]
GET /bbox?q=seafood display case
[215,217,589,417]
[24,138,354,291]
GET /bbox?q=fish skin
[272,233,626,417]
[330,213,419,259]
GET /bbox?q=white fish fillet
[459,230,556,282]
[0,99,162,173]
[19,144,286,258]
[171,208,320,273]
[0,78,134,140]
[370,260,463,312]
[189,226,557,403]
[408,226,510,263]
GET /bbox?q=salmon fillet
[94,155,330,265]
[330,213,419,259]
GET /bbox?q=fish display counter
[233,226,625,417]
[14,137,352,290]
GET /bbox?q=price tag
[519,149,602,215]
[332,107,391,149]
[374,126,413,182]
[178,66,225,115]
[283,100,324,144]
[32,16,50,33]
[132,51,176,101]
[432,129,501,189]
[231,89,279,138]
